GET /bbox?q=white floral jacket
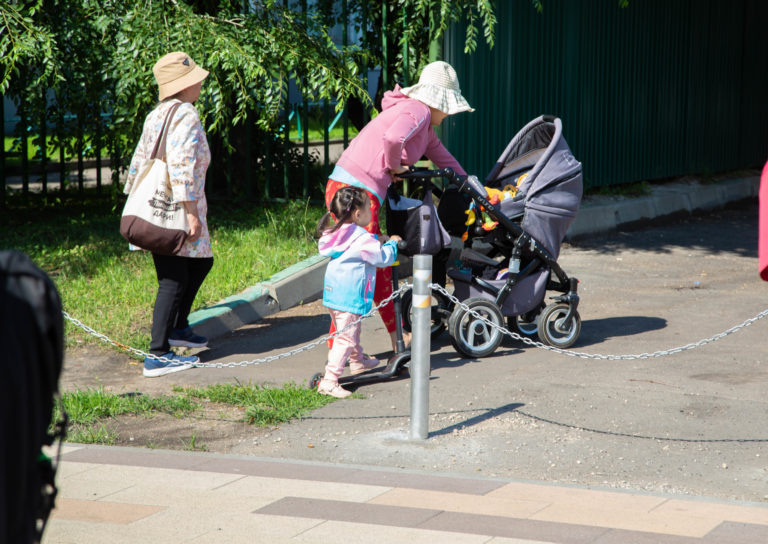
[125,99,212,258]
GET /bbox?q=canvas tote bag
[120,102,189,255]
[385,185,451,257]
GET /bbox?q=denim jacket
[319,223,398,315]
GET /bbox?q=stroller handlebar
[397,167,489,199]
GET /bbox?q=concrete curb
[190,176,759,339]
[566,176,759,239]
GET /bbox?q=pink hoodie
[334,85,467,203]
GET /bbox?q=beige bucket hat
[153,52,209,101]
[400,61,474,115]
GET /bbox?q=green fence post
[20,100,29,194]
[381,2,388,92]
[77,113,84,195]
[59,109,66,193]
[323,99,330,177]
[362,1,370,125]
[342,0,349,147]
[95,113,102,193]
[40,90,48,195]
[402,5,409,86]
[0,95,5,207]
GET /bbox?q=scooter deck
[337,351,411,387]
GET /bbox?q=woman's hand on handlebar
[390,165,409,181]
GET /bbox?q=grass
[58,383,336,446]
[177,382,335,426]
[0,193,327,353]
[586,180,652,197]
[3,135,111,168]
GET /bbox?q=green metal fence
[440,0,768,189]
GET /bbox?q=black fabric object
[0,251,64,544]
[385,185,451,257]
[437,186,472,237]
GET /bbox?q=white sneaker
[349,356,379,375]
[317,379,351,398]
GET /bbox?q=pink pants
[325,309,364,381]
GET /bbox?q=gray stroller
[401,115,583,357]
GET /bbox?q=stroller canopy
[486,115,583,257]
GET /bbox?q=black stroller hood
[486,115,583,257]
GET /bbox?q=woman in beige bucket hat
[123,51,214,377]
[323,60,473,353]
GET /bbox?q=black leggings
[150,254,213,355]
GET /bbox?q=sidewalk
[46,444,768,543]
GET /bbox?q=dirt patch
[68,399,276,453]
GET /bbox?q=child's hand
[379,234,389,244]
[389,235,402,243]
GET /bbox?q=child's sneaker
[317,379,351,398]
[168,327,208,348]
[143,352,198,378]
[349,356,379,376]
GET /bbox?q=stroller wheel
[507,315,538,340]
[401,289,452,339]
[448,297,504,358]
[537,303,581,348]
[309,372,323,390]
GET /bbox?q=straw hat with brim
[400,61,474,115]
[153,52,209,101]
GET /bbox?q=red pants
[325,180,396,348]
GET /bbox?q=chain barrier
[63,284,412,368]
[430,283,768,360]
[64,280,768,367]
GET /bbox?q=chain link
[430,283,768,360]
[63,284,412,368]
[64,280,768,367]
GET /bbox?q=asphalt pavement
[60,176,768,502]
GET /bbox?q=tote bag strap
[149,101,182,161]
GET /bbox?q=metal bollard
[410,254,432,440]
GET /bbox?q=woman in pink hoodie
[325,61,474,351]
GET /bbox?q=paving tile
[369,488,550,518]
[255,496,442,527]
[530,502,718,538]
[194,457,503,494]
[56,473,135,502]
[50,498,164,525]
[419,511,610,543]
[487,482,667,512]
[702,521,768,543]
[344,469,505,495]
[295,520,491,544]
[215,474,389,503]
[653,498,768,526]
[487,538,567,544]
[591,528,705,543]
[43,518,205,543]
[83,464,243,490]
[62,445,208,471]
[56,461,101,479]
[193,457,352,481]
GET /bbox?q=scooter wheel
[309,372,323,390]
[537,303,581,348]
[448,297,504,358]
[401,289,451,339]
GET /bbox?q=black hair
[316,186,370,237]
